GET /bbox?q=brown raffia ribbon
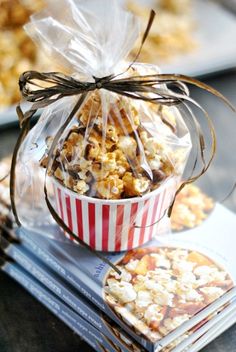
[0,173,10,183]
[220,181,236,204]
[8,10,236,271]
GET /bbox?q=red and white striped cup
[53,177,178,252]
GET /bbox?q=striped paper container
[53,177,178,252]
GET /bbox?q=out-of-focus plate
[127,0,236,76]
[157,0,236,76]
[1,0,236,127]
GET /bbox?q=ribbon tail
[134,208,167,229]
[220,181,236,204]
[114,9,156,79]
[155,74,235,113]
[10,107,33,226]
[0,172,10,183]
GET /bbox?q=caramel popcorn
[54,167,64,181]
[109,103,140,135]
[91,162,109,181]
[118,136,137,159]
[100,153,117,173]
[104,247,233,342]
[96,175,124,199]
[74,180,89,195]
[41,88,186,200]
[140,131,163,157]
[79,92,102,126]
[123,172,150,197]
[114,150,130,177]
[171,184,214,231]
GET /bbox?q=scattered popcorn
[210,270,228,282]
[171,184,214,231]
[124,302,135,312]
[164,280,178,294]
[176,281,195,295]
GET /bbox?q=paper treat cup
[52,177,178,252]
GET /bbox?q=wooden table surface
[0,70,236,351]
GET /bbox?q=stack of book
[1,161,236,351]
[0,200,236,351]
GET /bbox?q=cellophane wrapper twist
[15,0,192,251]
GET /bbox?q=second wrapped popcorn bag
[11,0,193,252]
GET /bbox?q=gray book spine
[2,237,141,352]
[18,230,104,310]
[1,261,114,352]
[5,243,102,330]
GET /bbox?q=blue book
[0,257,115,352]
[1,235,142,352]
[12,203,236,352]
